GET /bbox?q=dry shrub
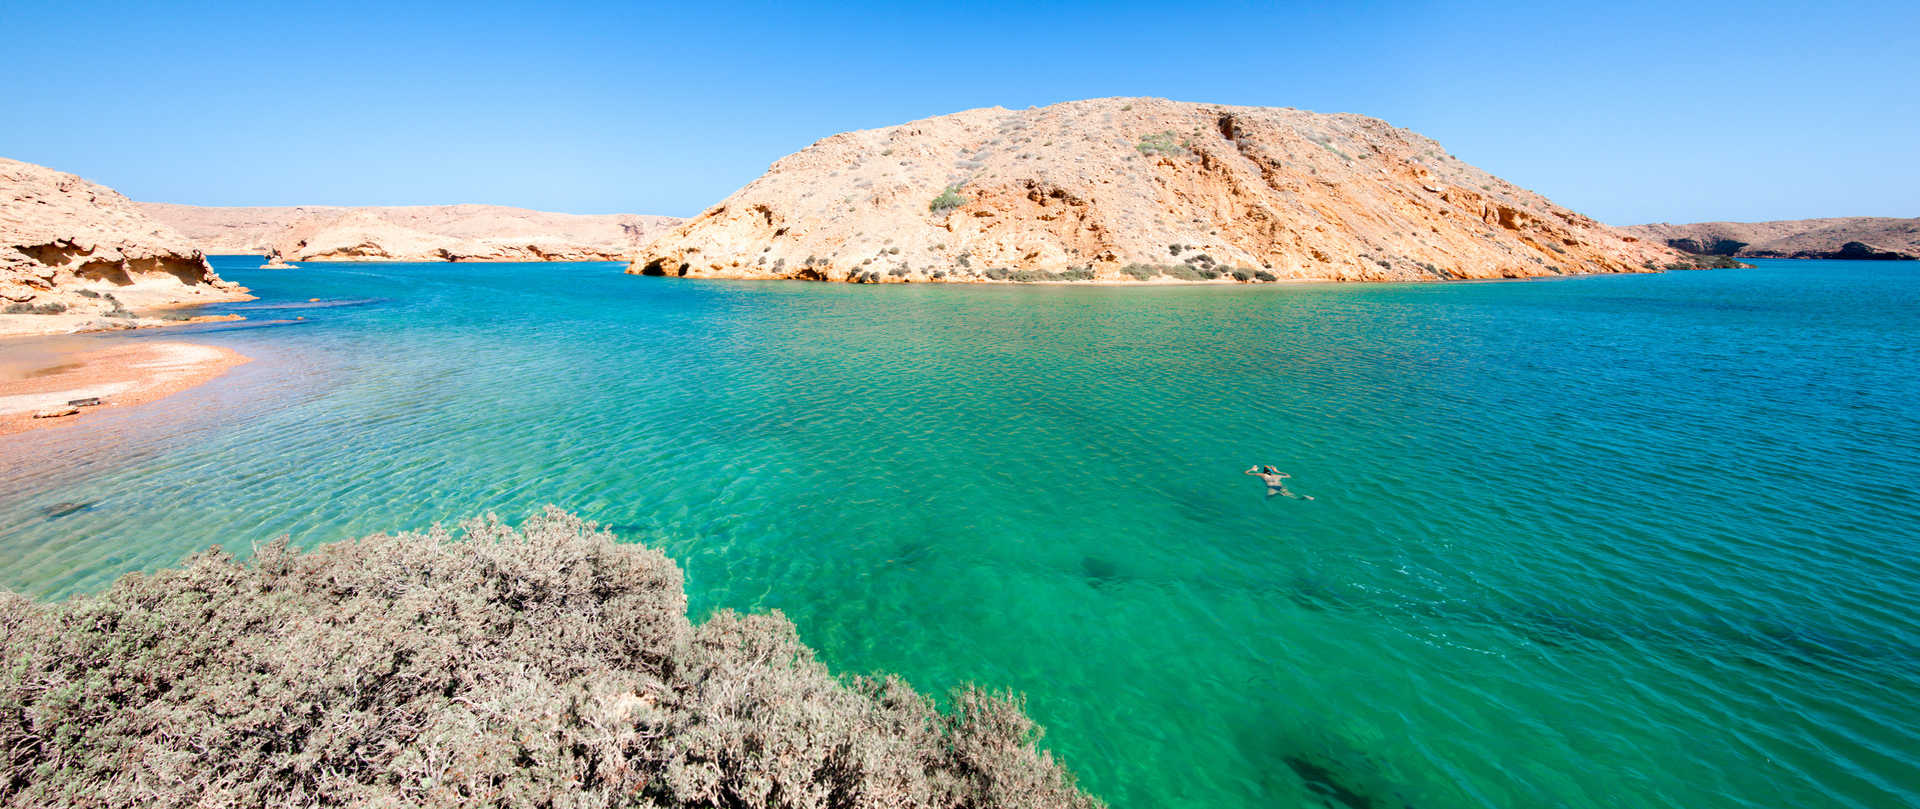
[0,508,1100,809]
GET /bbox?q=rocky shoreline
[1623,217,1920,261]
[2,158,252,338]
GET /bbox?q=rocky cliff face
[140,202,681,262]
[2,158,249,336]
[1622,217,1920,260]
[633,97,1686,284]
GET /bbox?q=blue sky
[3,0,1914,224]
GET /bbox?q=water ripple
[1,259,1916,809]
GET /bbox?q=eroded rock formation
[632,97,1686,284]
[140,202,681,263]
[1623,217,1919,260]
[2,158,249,335]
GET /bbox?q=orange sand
[0,341,250,436]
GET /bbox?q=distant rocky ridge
[139,203,682,263]
[2,158,249,336]
[633,97,1690,284]
[1622,217,1919,260]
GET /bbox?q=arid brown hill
[2,158,248,336]
[632,97,1687,284]
[1622,217,1919,260]
[139,202,682,262]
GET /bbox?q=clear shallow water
[2,258,1917,808]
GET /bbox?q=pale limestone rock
[1,157,250,336]
[633,97,1686,284]
[140,202,682,263]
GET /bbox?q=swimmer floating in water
[1245,465,1314,500]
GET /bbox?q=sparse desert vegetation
[929,186,966,214]
[1134,131,1190,157]
[0,509,1100,809]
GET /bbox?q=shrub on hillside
[0,509,1100,809]
[1135,131,1190,157]
[1006,267,1095,283]
[929,186,966,214]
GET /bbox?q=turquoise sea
[2,258,1916,808]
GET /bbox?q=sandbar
[0,340,250,436]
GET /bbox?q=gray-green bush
[0,509,1100,809]
[929,186,966,214]
[1666,254,1747,270]
[1134,131,1189,157]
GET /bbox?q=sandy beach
[0,339,250,436]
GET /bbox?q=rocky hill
[2,158,249,336]
[632,97,1687,284]
[1621,217,1919,260]
[140,202,681,262]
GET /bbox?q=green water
[2,258,1916,808]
